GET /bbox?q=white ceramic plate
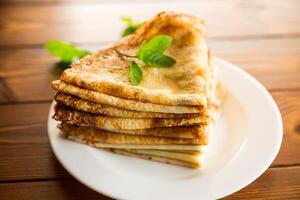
[48,57,282,200]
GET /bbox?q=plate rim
[212,57,283,198]
[47,57,283,199]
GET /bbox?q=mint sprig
[137,35,173,55]
[141,52,176,68]
[136,35,176,68]
[129,35,176,85]
[45,41,90,69]
[121,17,142,37]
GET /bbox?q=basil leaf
[142,52,176,68]
[45,41,90,63]
[129,61,142,85]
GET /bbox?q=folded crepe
[51,12,224,169]
[55,92,208,118]
[60,119,208,139]
[130,149,202,155]
[52,81,203,114]
[53,11,209,107]
[68,134,201,168]
[105,126,207,140]
[54,104,209,130]
[59,123,207,145]
[123,149,200,163]
[69,135,202,151]
[104,148,200,168]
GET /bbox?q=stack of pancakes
[51,12,223,168]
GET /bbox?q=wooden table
[0,0,299,199]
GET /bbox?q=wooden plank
[224,167,300,199]
[0,47,59,102]
[0,179,111,200]
[1,37,300,103]
[271,91,300,167]
[0,167,299,200]
[209,38,300,91]
[0,90,299,181]
[0,102,51,127]
[0,0,299,46]
[0,124,70,181]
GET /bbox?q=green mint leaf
[121,17,142,37]
[129,61,142,85]
[142,52,176,68]
[122,26,137,37]
[137,35,173,55]
[122,17,133,25]
[44,41,90,63]
[136,35,176,68]
[57,61,72,70]
[136,40,146,59]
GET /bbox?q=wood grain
[0,0,300,46]
[272,91,300,167]
[0,90,299,182]
[0,102,50,127]
[224,167,300,199]
[209,38,300,91]
[0,167,299,200]
[0,124,70,181]
[0,37,300,103]
[0,179,112,200]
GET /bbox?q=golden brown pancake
[55,92,208,118]
[105,148,201,168]
[67,136,201,168]
[69,135,203,151]
[104,126,207,140]
[50,12,225,169]
[54,104,210,130]
[53,12,209,107]
[52,81,203,114]
[59,123,207,145]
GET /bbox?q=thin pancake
[55,92,208,118]
[68,135,202,151]
[59,123,206,145]
[105,126,207,140]
[54,104,210,130]
[162,150,201,155]
[61,122,208,141]
[104,149,200,169]
[56,12,209,106]
[67,136,200,168]
[52,81,202,114]
[123,149,200,163]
